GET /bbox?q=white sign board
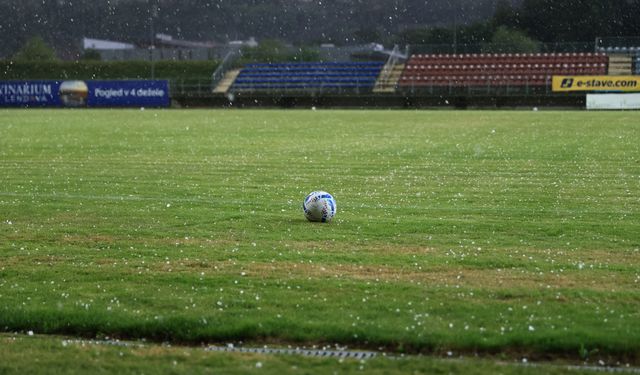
[586,93,640,110]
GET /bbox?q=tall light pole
[453,10,457,54]
[149,0,157,79]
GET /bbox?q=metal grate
[205,345,379,360]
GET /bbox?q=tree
[80,49,102,61]
[293,46,321,62]
[13,36,58,61]
[482,26,540,53]
[516,0,640,43]
[457,22,495,46]
[238,39,320,64]
[354,28,383,44]
[492,0,519,29]
[240,39,289,63]
[395,27,455,46]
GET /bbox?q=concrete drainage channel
[53,337,640,373]
[204,344,379,360]
[59,337,379,360]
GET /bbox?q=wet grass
[0,334,624,375]
[0,333,610,375]
[0,109,639,370]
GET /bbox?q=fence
[98,47,239,62]
[168,78,573,99]
[408,42,598,55]
[596,37,640,51]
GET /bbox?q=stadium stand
[373,63,405,93]
[600,46,640,55]
[608,55,633,75]
[213,69,241,93]
[230,61,384,92]
[398,52,608,89]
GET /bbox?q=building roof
[83,37,134,50]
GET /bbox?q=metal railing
[397,80,556,97]
[408,42,598,55]
[375,45,402,89]
[171,79,216,97]
[210,48,242,90]
[168,77,575,98]
[596,36,640,52]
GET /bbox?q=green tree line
[0,59,218,81]
[395,0,640,51]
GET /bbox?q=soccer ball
[303,191,337,223]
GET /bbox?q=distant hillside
[3,0,637,60]
[0,0,503,58]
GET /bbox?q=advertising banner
[87,80,170,107]
[0,81,62,107]
[587,93,640,110]
[552,76,640,92]
[0,80,170,107]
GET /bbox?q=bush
[80,50,102,61]
[13,36,58,62]
[235,39,321,66]
[482,26,541,53]
[0,60,219,80]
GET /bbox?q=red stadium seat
[398,52,611,89]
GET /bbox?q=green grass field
[1,109,639,373]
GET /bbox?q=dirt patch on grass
[136,258,639,293]
[4,235,638,293]
[283,240,440,255]
[8,232,639,268]
[237,261,637,292]
[57,234,239,248]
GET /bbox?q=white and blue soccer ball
[303,191,337,223]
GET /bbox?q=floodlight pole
[453,13,458,54]
[149,0,157,79]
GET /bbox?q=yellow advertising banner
[552,76,640,92]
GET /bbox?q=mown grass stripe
[0,109,638,365]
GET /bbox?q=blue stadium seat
[230,62,385,92]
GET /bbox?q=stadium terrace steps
[373,64,405,93]
[608,55,633,75]
[230,62,385,92]
[399,52,609,88]
[213,69,241,94]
